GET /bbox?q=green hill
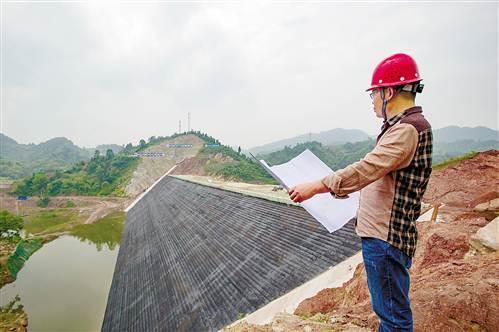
[182,132,275,184]
[0,134,93,179]
[258,140,376,171]
[258,136,497,172]
[247,128,371,155]
[11,131,276,198]
[13,149,139,198]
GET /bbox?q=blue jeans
[361,237,413,332]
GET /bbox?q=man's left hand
[288,180,328,203]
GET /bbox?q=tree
[0,210,23,237]
[139,139,146,148]
[238,146,241,154]
[106,149,115,160]
[37,196,50,208]
[93,150,100,159]
[125,143,133,151]
[32,172,49,196]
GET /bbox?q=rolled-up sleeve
[321,123,419,196]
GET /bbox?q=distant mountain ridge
[0,133,125,179]
[0,134,91,163]
[248,126,498,156]
[247,128,371,155]
[433,126,498,142]
[1,125,497,180]
[254,126,498,169]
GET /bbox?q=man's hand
[288,180,330,203]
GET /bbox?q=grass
[23,208,83,235]
[432,151,479,171]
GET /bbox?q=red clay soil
[423,150,499,209]
[171,152,235,176]
[170,156,208,176]
[293,150,499,331]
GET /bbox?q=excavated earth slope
[125,134,206,197]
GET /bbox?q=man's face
[370,89,383,118]
[370,87,394,119]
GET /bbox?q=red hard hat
[366,53,422,91]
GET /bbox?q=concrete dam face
[102,176,361,331]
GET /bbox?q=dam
[102,176,361,331]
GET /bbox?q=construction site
[2,131,497,332]
[2,4,498,331]
[97,131,498,331]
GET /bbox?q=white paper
[258,149,359,233]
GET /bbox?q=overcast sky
[1,1,497,149]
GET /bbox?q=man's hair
[399,90,416,101]
[394,85,417,101]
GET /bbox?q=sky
[1,1,497,149]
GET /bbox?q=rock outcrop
[470,216,499,252]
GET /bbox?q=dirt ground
[173,174,291,202]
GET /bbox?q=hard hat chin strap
[380,88,388,123]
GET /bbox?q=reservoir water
[0,232,120,331]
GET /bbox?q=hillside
[433,125,498,142]
[169,137,272,184]
[247,129,371,155]
[0,134,92,179]
[258,140,375,171]
[255,126,498,169]
[124,134,206,197]
[432,139,498,164]
[8,132,274,200]
[226,150,499,331]
[3,125,496,181]
[247,126,498,156]
[0,134,131,180]
[13,150,139,198]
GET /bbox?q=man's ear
[384,87,395,101]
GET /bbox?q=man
[288,53,432,331]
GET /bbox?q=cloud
[2,2,497,148]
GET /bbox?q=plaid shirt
[381,109,433,256]
[322,106,433,257]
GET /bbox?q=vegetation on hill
[191,132,276,184]
[0,134,93,179]
[0,160,28,180]
[259,140,375,171]
[432,140,498,164]
[432,151,480,171]
[10,130,275,197]
[12,149,139,198]
[248,128,371,155]
[260,138,497,173]
[0,210,40,288]
[127,130,275,184]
